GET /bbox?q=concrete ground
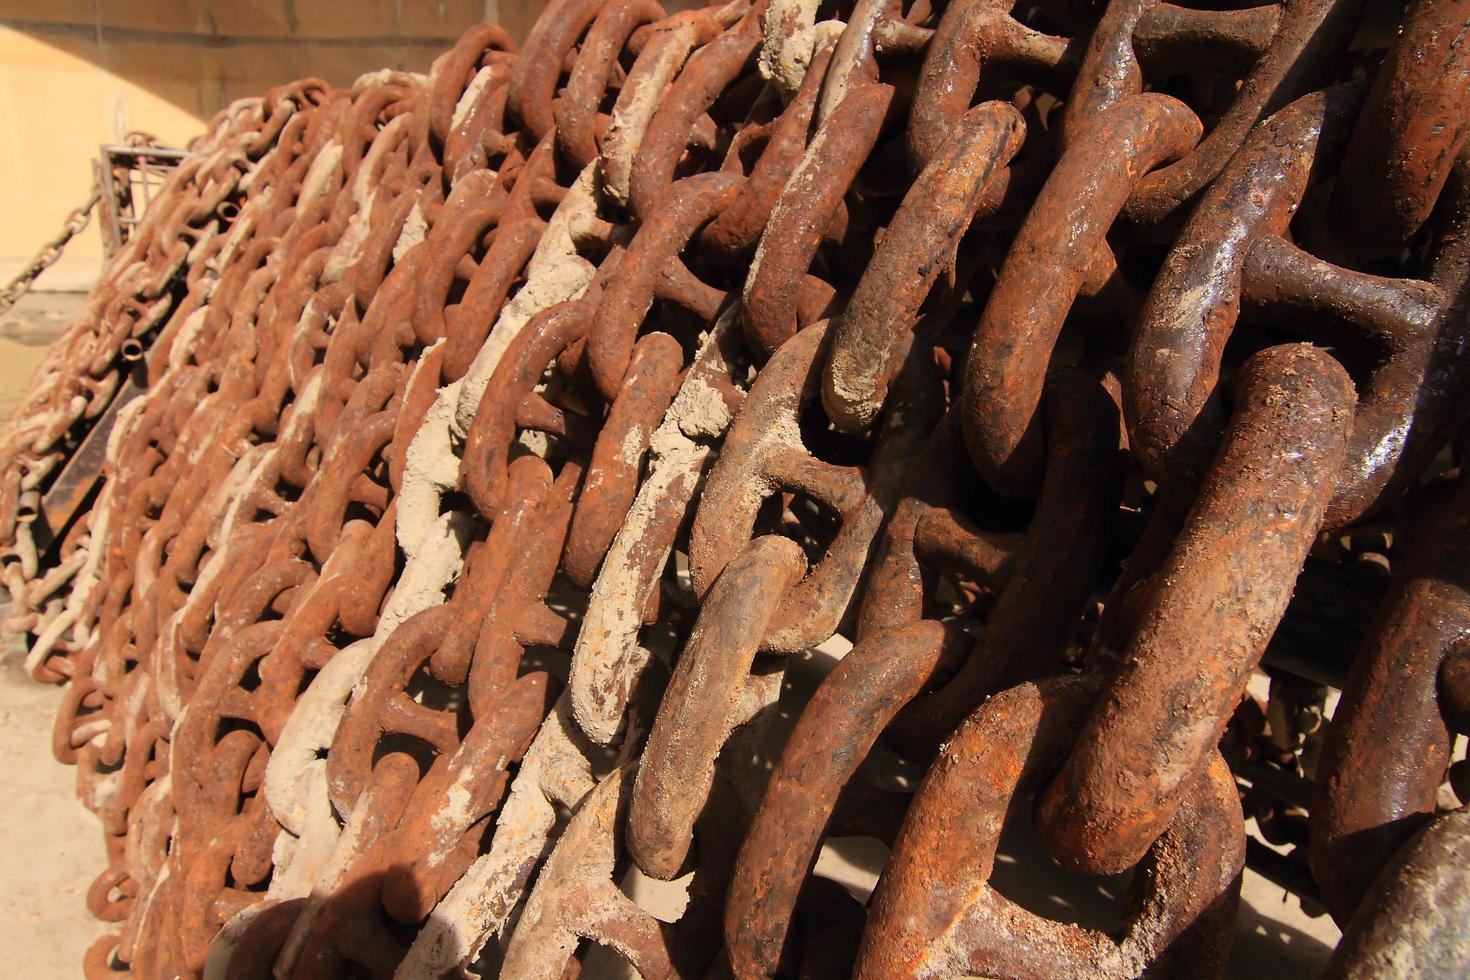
[0,290,87,419]
[0,292,1341,977]
[0,606,109,975]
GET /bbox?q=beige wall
[0,0,551,291]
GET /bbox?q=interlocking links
[885,371,1123,758]
[1036,344,1354,875]
[325,458,557,814]
[725,619,962,978]
[588,171,740,398]
[854,413,1025,637]
[700,39,833,258]
[822,100,1023,433]
[1127,86,1350,482]
[690,321,939,653]
[628,534,806,879]
[14,2,1470,976]
[500,754,747,979]
[1310,472,1470,923]
[1128,85,1455,526]
[1238,236,1445,526]
[562,330,683,586]
[569,306,745,743]
[427,23,515,152]
[1321,808,1470,979]
[461,301,592,516]
[742,81,892,357]
[507,0,605,141]
[555,0,667,169]
[907,0,1068,170]
[600,8,729,208]
[626,30,760,220]
[855,676,1244,979]
[394,695,599,976]
[0,185,101,314]
[500,767,678,979]
[960,93,1200,497]
[1085,0,1368,226]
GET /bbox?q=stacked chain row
[2,0,1469,976]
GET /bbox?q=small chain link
[0,184,103,316]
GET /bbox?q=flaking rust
[3,0,1470,977]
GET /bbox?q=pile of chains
[2,0,1469,976]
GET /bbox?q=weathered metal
[885,371,1123,760]
[1127,85,1460,527]
[5,1,1468,976]
[1331,0,1470,255]
[960,93,1200,497]
[1037,344,1354,875]
[856,676,1243,979]
[822,100,1023,434]
[1311,471,1470,924]
[629,534,806,879]
[725,619,960,977]
[689,321,939,654]
[1321,808,1470,979]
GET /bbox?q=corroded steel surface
[2,1,1468,976]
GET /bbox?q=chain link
[0,184,102,316]
[6,4,1470,977]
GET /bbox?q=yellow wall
[0,0,532,291]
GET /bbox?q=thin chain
[0,183,103,316]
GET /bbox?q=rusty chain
[1,0,1468,977]
[0,185,103,316]
[0,131,172,316]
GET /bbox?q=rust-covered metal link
[392,694,598,975]
[726,619,963,977]
[854,413,1026,639]
[629,534,805,879]
[741,80,893,358]
[1321,807,1470,979]
[855,676,1244,979]
[1127,85,1465,528]
[7,1,1470,975]
[1311,469,1470,924]
[906,0,1070,171]
[1074,0,1369,227]
[1330,0,1470,256]
[1037,344,1355,875]
[569,304,746,744]
[822,99,1023,433]
[499,766,680,979]
[689,322,939,654]
[0,183,103,315]
[884,370,1123,760]
[960,92,1201,498]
